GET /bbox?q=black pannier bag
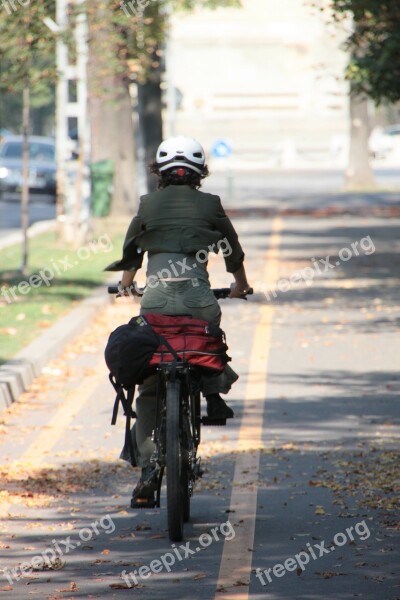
[105,315,162,466]
[105,315,160,390]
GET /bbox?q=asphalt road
[1,166,399,237]
[0,196,56,240]
[0,174,399,599]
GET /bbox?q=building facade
[168,0,349,166]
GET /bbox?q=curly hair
[149,161,209,190]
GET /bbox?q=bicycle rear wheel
[166,380,190,541]
[182,447,190,523]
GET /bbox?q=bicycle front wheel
[166,380,188,541]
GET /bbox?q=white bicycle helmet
[156,136,205,174]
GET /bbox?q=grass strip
[0,218,125,364]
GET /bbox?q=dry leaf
[109,584,132,589]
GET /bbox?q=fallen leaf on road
[315,571,347,579]
[91,559,111,565]
[135,523,151,531]
[109,584,133,589]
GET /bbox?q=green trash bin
[90,159,114,217]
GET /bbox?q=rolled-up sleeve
[210,197,245,273]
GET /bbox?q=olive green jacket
[105,185,245,274]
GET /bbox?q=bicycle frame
[107,283,253,539]
[149,361,202,512]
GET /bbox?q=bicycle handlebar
[107,284,253,299]
[212,287,253,299]
[107,285,139,295]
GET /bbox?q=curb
[0,285,110,415]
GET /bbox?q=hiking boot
[206,394,234,419]
[130,466,158,508]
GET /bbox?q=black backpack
[105,315,177,466]
[105,315,161,389]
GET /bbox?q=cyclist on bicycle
[106,136,251,506]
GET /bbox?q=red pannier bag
[144,313,231,374]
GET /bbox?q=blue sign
[211,139,232,158]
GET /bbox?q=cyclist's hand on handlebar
[116,282,131,297]
[229,283,253,299]
[115,281,143,297]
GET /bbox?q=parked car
[0,135,56,200]
[369,124,400,159]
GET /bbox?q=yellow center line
[215,216,282,599]
[0,358,107,519]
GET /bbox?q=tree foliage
[0,1,56,93]
[330,0,400,104]
[0,1,56,134]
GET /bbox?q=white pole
[164,3,175,137]
[55,0,68,228]
[74,5,91,240]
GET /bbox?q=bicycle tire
[182,447,190,522]
[166,380,186,541]
[194,391,201,447]
[181,382,196,523]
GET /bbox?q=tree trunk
[21,82,30,276]
[87,4,137,216]
[113,83,138,215]
[345,92,375,189]
[89,80,137,215]
[137,58,163,193]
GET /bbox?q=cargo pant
[132,279,238,468]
